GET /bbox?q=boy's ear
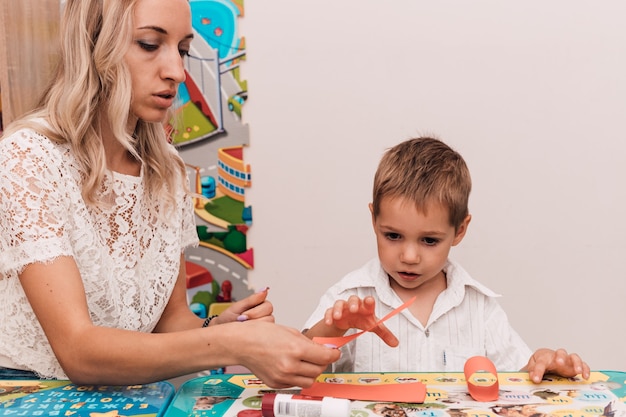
[452,214,472,246]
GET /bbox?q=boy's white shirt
[303,258,532,373]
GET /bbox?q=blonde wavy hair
[2,0,187,211]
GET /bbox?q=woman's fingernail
[237,315,249,322]
[324,344,338,349]
[256,287,269,293]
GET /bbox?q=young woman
[0,0,339,387]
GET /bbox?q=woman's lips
[153,93,175,109]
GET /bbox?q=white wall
[241,0,626,371]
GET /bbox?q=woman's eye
[179,49,190,57]
[138,41,158,52]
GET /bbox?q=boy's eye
[423,237,439,246]
[384,232,401,241]
[138,41,158,52]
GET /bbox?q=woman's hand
[235,322,341,388]
[211,288,273,325]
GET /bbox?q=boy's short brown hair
[372,137,471,229]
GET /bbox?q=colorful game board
[163,371,626,417]
[0,380,174,416]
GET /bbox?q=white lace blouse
[0,127,199,378]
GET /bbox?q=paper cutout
[464,355,499,402]
[312,296,417,348]
[301,381,426,403]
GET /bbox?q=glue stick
[261,393,351,417]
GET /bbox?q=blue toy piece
[242,205,252,224]
[189,302,208,319]
[201,175,216,199]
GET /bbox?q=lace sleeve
[180,176,200,250]
[0,130,75,275]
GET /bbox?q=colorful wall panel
[177,0,254,317]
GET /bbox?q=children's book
[0,380,174,416]
[162,371,626,417]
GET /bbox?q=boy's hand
[523,348,590,383]
[322,295,399,347]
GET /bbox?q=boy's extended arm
[302,296,399,347]
[522,348,590,383]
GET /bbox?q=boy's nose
[400,244,420,264]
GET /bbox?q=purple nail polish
[324,343,338,349]
[237,314,248,322]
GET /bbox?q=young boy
[303,137,589,383]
